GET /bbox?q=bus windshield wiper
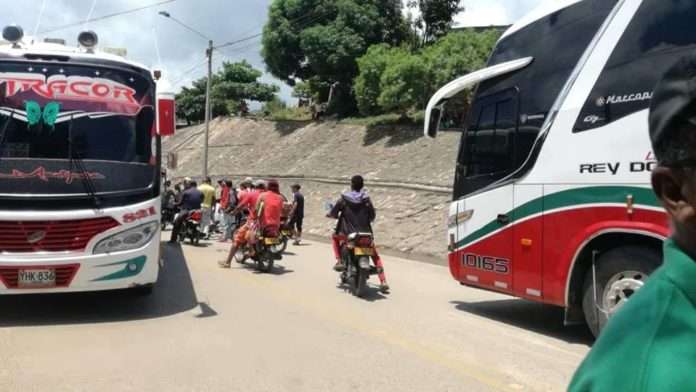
[0,109,15,161]
[66,115,101,208]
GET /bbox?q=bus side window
[574,0,696,132]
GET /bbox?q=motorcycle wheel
[234,249,247,264]
[353,257,370,298]
[256,254,274,273]
[192,232,200,246]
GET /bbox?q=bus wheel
[582,246,660,337]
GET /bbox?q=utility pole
[158,11,213,179]
[203,40,213,179]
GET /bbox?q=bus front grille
[0,217,120,253]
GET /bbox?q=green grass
[340,111,424,128]
[264,107,312,122]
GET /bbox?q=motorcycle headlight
[93,221,158,254]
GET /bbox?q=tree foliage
[353,29,500,116]
[176,60,278,124]
[407,0,464,45]
[261,0,408,114]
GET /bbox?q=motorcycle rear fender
[358,257,371,270]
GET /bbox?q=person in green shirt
[569,55,696,391]
[198,177,216,239]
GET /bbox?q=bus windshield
[0,62,157,200]
[453,0,616,199]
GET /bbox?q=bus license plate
[18,269,56,288]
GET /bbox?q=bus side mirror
[426,106,443,138]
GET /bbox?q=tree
[352,29,500,116]
[261,0,408,115]
[354,44,403,115]
[262,96,287,116]
[175,61,279,123]
[422,29,500,93]
[377,51,429,112]
[175,79,207,126]
[407,0,464,46]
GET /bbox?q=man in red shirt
[219,180,265,268]
[257,179,284,236]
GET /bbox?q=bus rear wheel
[582,245,660,338]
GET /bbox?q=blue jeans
[222,213,236,241]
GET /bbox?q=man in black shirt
[327,175,389,293]
[289,184,305,245]
[169,181,204,243]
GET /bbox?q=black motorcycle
[178,210,203,245]
[234,227,283,273]
[161,207,177,230]
[338,232,379,298]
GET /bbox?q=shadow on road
[451,300,593,346]
[335,283,388,302]
[0,241,208,327]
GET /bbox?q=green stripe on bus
[92,256,147,282]
[455,186,660,249]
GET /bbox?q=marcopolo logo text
[596,92,653,107]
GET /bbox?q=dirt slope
[163,117,460,258]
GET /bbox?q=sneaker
[379,282,390,294]
[333,262,345,272]
[293,239,301,246]
[218,260,231,269]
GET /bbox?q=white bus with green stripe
[424,0,694,336]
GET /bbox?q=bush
[352,29,500,118]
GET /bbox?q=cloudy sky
[0,0,552,101]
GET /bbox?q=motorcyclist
[169,180,204,243]
[162,180,176,210]
[257,179,284,237]
[219,180,265,268]
[327,175,390,293]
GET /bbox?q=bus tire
[582,245,660,338]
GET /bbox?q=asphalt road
[0,236,593,391]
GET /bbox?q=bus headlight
[94,221,158,254]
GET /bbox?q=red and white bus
[0,27,174,295]
[424,0,696,336]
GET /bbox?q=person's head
[184,177,192,187]
[650,55,696,249]
[217,179,223,186]
[165,180,171,188]
[350,175,364,192]
[253,179,267,191]
[291,184,301,193]
[189,181,198,188]
[225,180,233,188]
[204,177,212,185]
[267,179,280,194]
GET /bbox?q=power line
[171,58,209,86]
[213,7,331,51]
[39,0,177,34]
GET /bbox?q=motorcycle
[161,206,177,230]
[234,226,283,273]
[337,232,379,297]
[178,210,203,245]
[272,219,293,254]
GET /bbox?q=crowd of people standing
[162,176,305,245]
